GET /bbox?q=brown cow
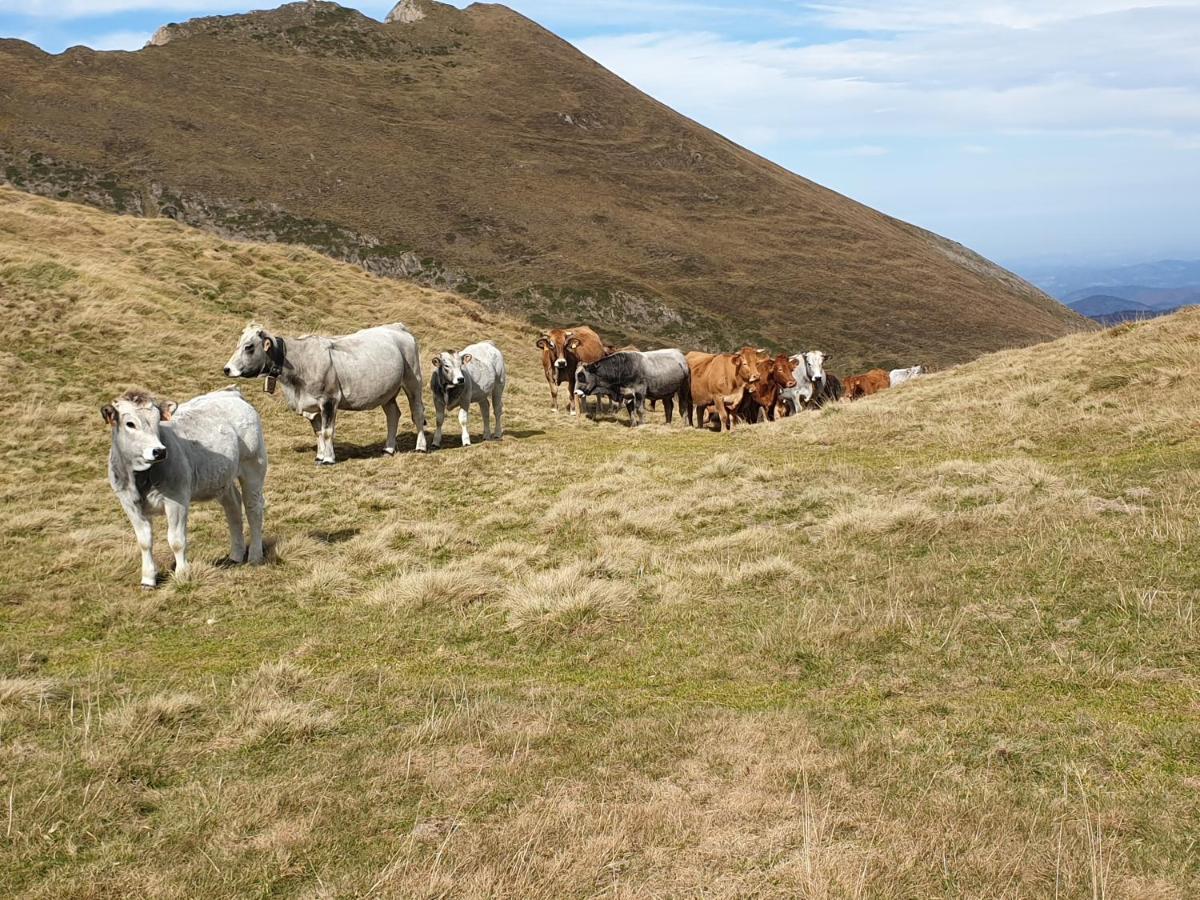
[842,368,891,400]
[536,326,610,415]
[687,347,761,432]
[736,353,797,424]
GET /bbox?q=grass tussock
[503,561,639,633]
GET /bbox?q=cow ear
[566,338,580,351]
[823,352,832,361]
[101,404,118,426]
[461,353,472,365]
[431,356,442,368]
[261,335,274,354]
[159,400,178,421]
[535,337,550,350]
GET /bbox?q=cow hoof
[382,448,397,457]
[141,583,157,591]
[316,459,335,467]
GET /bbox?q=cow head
[432,350,472,388]
[101,391,176,471]
[574,362,598,398]
[736,347,762,384]
[770,354,797,389]
[224,322,277,378]
[803,351,829,386]
[536,329,572,372]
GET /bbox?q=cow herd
[102,319,921,586]
[538,325,921,430]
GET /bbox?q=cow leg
[218,483,246,564]
[306,412,322,463]
[663,396,674,425]
[317,402,337,465]
[493,385,505,440]
[240,465,266,565]
[432,394,446,449]
[164,499,190,581]
[382,398,401,456]
[459,407,472,447]
[402,371,428,453]
[478,397,492,442]
[122,502,157,588]
[567,372,579,417]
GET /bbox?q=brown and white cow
[687,347,761,431]
[535,326,610,415]
[843,368,891,400]
[736,353,797,424]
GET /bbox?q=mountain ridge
[0,0,1086,366]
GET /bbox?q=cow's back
[329,326,415,410]
[570,327,608,365]
[168,390,263,499]
[463,341,505,395]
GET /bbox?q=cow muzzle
[223,366,237,377]
[143,446,167,463]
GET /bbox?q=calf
[687,347,760,431]
[843,368,891,400]
[736,353,797,423]
[223,321,426,465]
[103,388,267,589]
[575,349,692,427]
[535,326,609,415]
[430,341,507,447]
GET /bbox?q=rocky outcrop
[385,0,428,25]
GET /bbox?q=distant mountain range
[1021,258,1200,324]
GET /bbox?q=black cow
[575,350,693,427]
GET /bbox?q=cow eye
[125,420,135,429]
[244,343,254,353]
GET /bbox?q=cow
[777,351,832,415]
[574,349,692,427]
[687,347,761,431]
[843,368,891,400]
[818,372,844,405]
[736,353,797,423]
[535,326,610,416]
[102,387,267,589]
[430,341,507,448]
[223,322,427,465]
[889,365,924,386]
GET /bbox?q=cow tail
[679,377,694,427]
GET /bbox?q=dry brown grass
[1,188,1197,898]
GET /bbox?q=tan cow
[687,347,761,431]
[536,326,610,415]
[843,368,891,400]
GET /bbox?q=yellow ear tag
[264,376,278,394]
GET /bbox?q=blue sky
[2,0,1199,269]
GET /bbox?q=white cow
[223,322,427,465]
[430,341,507,447]
[102,387,267,589]
[779,350,831,413]
[889,365,924,386]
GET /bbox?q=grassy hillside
[0,1,1087,369]
[1,188,1197,897]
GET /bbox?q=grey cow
[103,387,267,588]
[223,322,427,464]
[430,341,507,448]
[575,349,692,427]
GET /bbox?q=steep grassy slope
[2,188,1197,897]
[0,1,1086,368]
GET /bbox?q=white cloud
[575,5,1200,146]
